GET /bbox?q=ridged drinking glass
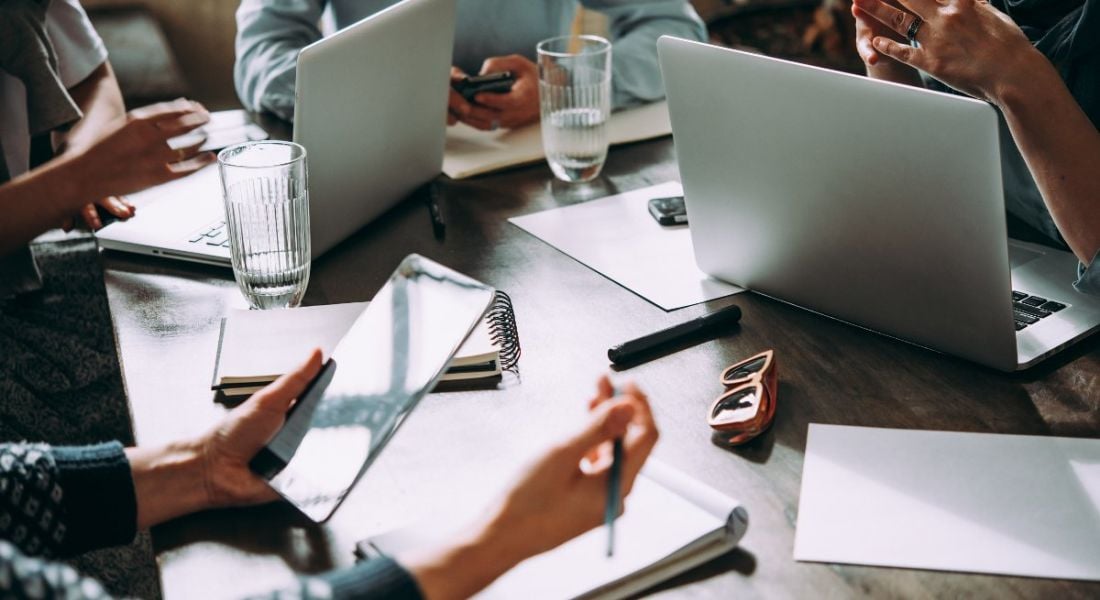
[537,35,612,183]
[217,141,310,309]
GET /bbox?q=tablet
[250,254,496,522]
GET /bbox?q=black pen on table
[607,304,742,365]
[605,388,624,558]
[426,182,446,240]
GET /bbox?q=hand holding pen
[461,376,657,571]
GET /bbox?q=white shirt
[0,0,107,178]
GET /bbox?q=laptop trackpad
[1009,244,1044,270]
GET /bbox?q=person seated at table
[0,0,214,297]
[0,351,658,600]
[234,0,707,129]
[851,0,1100,294]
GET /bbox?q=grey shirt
[234,0,707,121]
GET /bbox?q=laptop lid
[250,254,495,522]
[294,0,455,259]
[658,37,1019,370]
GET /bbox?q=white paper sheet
[509,182,743,310]
[795,424,1100,581]
[443,101,672,179]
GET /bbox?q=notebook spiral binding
[486,291,521,373]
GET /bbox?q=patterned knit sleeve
[0,442,137,559]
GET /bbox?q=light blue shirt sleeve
[235,0,326,121]
[583,0,707,108]
[1074,251,1100,296]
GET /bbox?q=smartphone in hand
[453,71,515,103]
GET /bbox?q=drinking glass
[537,35,612,183]
[217,141,310,309]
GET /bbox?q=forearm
[401,515,525,600]
[995,52,1100,264]
[234,0,324,120]
[586,0,707,107]
[125,440,210,530]
[0,155,101,256]
[54,61,125,155]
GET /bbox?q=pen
[427,182,446,240]
[606,388,624,558]
[607,304,742,365]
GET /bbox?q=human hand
[406,376,659,600]
[199,349,323,508]
[851,0,922,85]
[63,196,135,232]
[68,98,216,202]
[853,0,1041,104]
[447,66,503,129]
[467,55,540,130]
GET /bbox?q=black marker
[607,304,742,365]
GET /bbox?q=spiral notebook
[211,293,521,397]
[355,460,748,600]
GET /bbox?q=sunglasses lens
[726,356,767,381]
[711,387,760,422]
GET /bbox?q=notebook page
[368,461,734,600]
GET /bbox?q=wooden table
[103,136,1100,599]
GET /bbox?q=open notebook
[357,460,747,599]
[443,101,672,179]
[212,296,520,397]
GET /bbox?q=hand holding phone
[452,71,516,103]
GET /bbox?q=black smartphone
[648,196,687,226]
[452,71,515,103]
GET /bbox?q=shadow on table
[632,547,757,598]
[153,502,338,574]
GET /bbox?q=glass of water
[217,141,310,309]
[537,35,612,183]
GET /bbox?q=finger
[618,385,659,493]
[99,196,134,219]
[464,103,500,124]
[894,0,938,20]
[248,348,324,415]
[81,203,102,230]
[853,0,919,37]
[447,111,458,126]
[166,152,217,177]
[164,136,209,163]
[60,217,74,232]
[588,375,615,410]
[873,36,925,69]
[128,97,196,121]
[448,87,474,119]
[153,111,211,139]
[472,90,523,111]
[852,7,882,65]
[450,66,468,81]
[479,54,525,76]
[561,400,636,463]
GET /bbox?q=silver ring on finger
[906,16,924,44]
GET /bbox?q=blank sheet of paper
[795,424,1100,581]
[509,182,743,311]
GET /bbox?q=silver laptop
[658,37,1100,371]
[96,0,455,267]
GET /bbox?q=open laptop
[96,0,455,266]
[657,37,1100,371]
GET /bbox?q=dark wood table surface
[103,135,1100,599]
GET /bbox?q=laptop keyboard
[1012,290,1067,331]
[188,221,229,248]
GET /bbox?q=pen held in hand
[606,435,623,557]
